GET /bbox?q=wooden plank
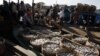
[62,28,87,38]
[62,28,84,37]
[86,30,100,45]
[63,24,87,36]
[68,27,87,36]
[91,31,100,39]
[5,39,37,56]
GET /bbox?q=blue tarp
[95,14,100,23]
[96,14,100,20]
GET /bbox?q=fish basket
[60,38,99,56]
[30,38,50,52]
[60,38,79,51]
[49,36,62,44]
[74,45,99,56]
[56,47,78,56]
[86,41,100,56]
[71,35,88,45]
[62,35,88,45]
[42,42,60,56]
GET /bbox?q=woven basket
[56,48,78,56]
[30,38,50,52]
[62,34,88,45]
[89,5,96,13]
[60,38,79,50]
[71,36,88,45]
[49,36,62,44]
[77,3,84,12]
[60,38,99,56]
[74,45,99,56]
[42,42,60,56]
[86,41,100,56]
[83,4,90,12]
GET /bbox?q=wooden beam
[32,0,34,24]
[5,39,37,56]
[18,0,20,4]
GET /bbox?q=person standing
[23,8,33,27]
[64,5,70,23]
[19,1,26,17]
[58,8,64,25]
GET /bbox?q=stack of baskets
[76,3,96,13]
[89,5,96,13]
[76,3,84,13]
[83,4,90,13]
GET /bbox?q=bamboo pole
[3,0,5,5]
[32,0,34,21]
[9,0,10,4]
[18,0,19,4]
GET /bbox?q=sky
[0,0,100,9]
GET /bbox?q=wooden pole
[3,0,5,5]
[32,0,34,20]
[17,0,20,11]
[18,0,19,4]
[9,0,10,3]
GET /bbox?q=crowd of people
[0,1,97,28]
[0,1,98,43]
[34,3,97,28]
[0,1,32,43]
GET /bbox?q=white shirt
[48,9,53,16]
[58,10,64,18]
